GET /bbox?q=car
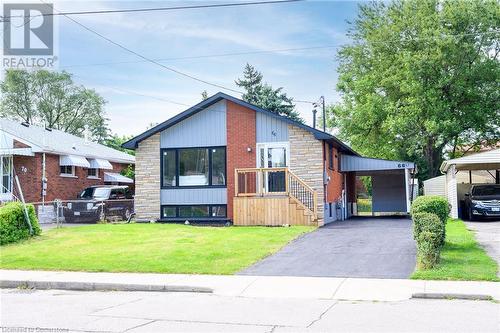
[63,185,134,223]
[464,184,500,221]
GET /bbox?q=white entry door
[257,142,289,193]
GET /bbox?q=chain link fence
[31,199,134,225]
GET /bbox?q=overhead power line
[61,45,340,69]
[41,1,244,95]
[2,0,302,19]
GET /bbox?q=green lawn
[357,198,372,215]
[412,219,499,281]
[0,224,313,274]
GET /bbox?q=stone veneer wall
[288,125,325,225]
[134,133,160,221]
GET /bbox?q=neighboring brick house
[0,119,135,203]
[123,92,415,226]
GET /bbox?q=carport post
[404,168,410,213]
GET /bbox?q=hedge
[411,196,450,246]
[412,212,443,269]
[0,202,41,245]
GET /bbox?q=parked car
[63,185,134,223]
[464,184,500,221]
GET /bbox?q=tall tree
[329,0,499,179]
[0,69,109,142]
[236,64,303,122]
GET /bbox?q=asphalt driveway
[239,217,416,279]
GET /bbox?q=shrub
[412,212,445,244]
[416,230,441,269]
[0,202,41,245]
[411,196,450,245]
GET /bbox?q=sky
[51,0,362,136]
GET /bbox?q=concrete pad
[424,280,500,300]
[95,292,336,327]
[241,276,345,299]
[128,320,272,333]
[333,278,425,301]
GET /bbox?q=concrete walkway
[240,217,416,278]
[1,270,499,302]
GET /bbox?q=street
[1,289,498,333]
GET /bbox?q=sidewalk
[1,269,499,301]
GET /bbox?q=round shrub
[0,202,41,245]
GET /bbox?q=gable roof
[122,92,358,155]
[0,119,135,164]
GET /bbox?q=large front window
[161,147,226,188]
[1,156,13,194]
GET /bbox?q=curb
[0,280,213,293]
[412,293,494,301]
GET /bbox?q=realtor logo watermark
[2,2,58,71]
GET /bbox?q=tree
[329,0,500,179]
[104,134,135,156]
[0,69,109,142]
[235,64,303,122]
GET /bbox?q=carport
[341,156,416,218]
[440,148,500,218]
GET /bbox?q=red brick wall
[325,144,344,203]
[226,100,256,220]
[346,171,357,203]
[14,152,131,203]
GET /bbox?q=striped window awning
[88,158,113,170]
[59,155,90,168]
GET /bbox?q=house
[0,119,135,203]
[123,92,415,226]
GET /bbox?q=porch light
[247,147,252,152]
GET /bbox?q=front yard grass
[0,224,313,274]
[412,219,499,281]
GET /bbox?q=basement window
[161,205,227,219]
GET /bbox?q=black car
[464,184,500,221]
[63,185,134,223]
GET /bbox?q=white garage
[438,149,500,218]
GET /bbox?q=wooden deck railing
[235,167,317,219]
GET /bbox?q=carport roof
[340,155,415,173]
[440,148,500,172]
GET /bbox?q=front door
[257,143,289,193]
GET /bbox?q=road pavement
[1,289,498,332]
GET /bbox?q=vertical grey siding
[161,188,227,205]
[160,100,227,148]
[256,112,288,143]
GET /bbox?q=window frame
[160,146,226,189]
[161,204,227,219]
[0,156,13,194]
[59,165,75,177]
[87,168,99,178]
[328,144,334,170]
